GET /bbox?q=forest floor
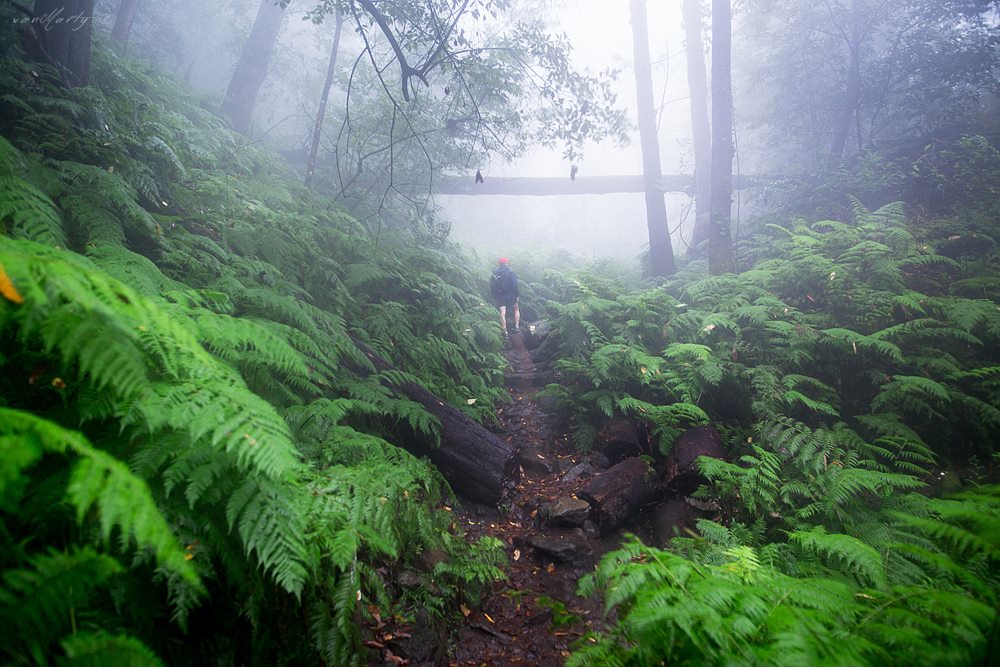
[368,332,695,666]
[446,332,617,667]
[429,333,603,667]
[366,332,619,666]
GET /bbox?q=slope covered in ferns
[0,35,508,666]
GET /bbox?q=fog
[97,0,706,265]
[93,0,995,269]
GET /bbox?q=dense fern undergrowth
[527,202,1000,663]
[2,22,999,667]
[0,39,509,665]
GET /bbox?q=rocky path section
[448,332,615,667]
[376,332,727,665]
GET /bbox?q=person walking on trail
[490,257,520,338]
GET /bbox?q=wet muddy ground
[371,333,680,666]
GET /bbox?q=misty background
[91,0,710,262]
[89,0,999,267]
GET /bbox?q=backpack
[491,267,516,296]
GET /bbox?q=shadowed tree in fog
[683,0,711,256]
[737,0,1000,172]
[630,0,676,277]
[223,0,290,135]
[709,0,735,275]
[19,0,94,87]
[111,0,142,54]
[306,9,344,188]
[294,0,628,223]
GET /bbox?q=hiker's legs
[513,299,521,332]
[498,305,508,334]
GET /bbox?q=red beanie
[498,257,509,264]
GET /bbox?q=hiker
[490,257,520,338]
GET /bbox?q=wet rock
[581,519,600,539]
[661,425,726,496]
[386,607,446,664]
[546,496,591,526]
[414,547,448,572]
[561,461,595,483]
[397,570,423,589]
[648,498,691,547]
[597,418,646,465]
[591,451,611,470]
[516,446,555,474]
[528,534,592,563]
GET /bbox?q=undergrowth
[0,36,506,666]
[534,199,1000,664]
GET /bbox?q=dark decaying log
[597,417,647,465]
[579,425,727,533]
[578,457,655,533]
[352,338,519,504]
[659,425,725,495]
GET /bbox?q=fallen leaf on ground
[460,603,471,617]
[513,549,521,561]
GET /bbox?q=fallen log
[596,417,648,465]
[578,425,727,533]
[578,457,655,533]
[351,338,519,504]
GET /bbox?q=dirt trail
[444,333,622,667]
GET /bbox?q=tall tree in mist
[630,0,676,277]
[306,10,344,188]
[222,0,290,135]
[828,0,861,159]
[21,0,94,87]
[708,0,735,275]
[737,0,999,174]
[682,0,711,255]
[110,0,142,54]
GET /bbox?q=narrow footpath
[446,332,621,666]
[368,331,719,666]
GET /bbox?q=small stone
[581,519,600,538]
[397,570,422,588]
[517,446,555,474]
[414,547,449,572]
[528,534,591,563]
[561,461,595,483]
[547,496,591,526]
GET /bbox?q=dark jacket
[490,265,518,302]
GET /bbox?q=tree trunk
[305,10,344,188]
[682,0,712,256]
[708,0,736,275]
[28,0,93,87]
[222,0,290,135]
[630,0,676,277]
[829,4,861,159]
[351,339,519,505]
[110,0,141,54]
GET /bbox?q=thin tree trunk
[29,0,93,87]
[222,0,290,135]
[830,1,861,159]
[110,0,141,54]
[708,0,735,275]
[630,0,676,277]
[683,0,712,256]
[66,0,93,86]
[305,10,344,188]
